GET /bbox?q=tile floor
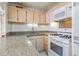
[38,51,48,56]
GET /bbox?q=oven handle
[74,42,79,44]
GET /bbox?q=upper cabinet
[53,5,67,21]
[39,12,46,24]
[27,10,33,24]
[34,11,40,24]
[8,5,27,23]
[8,5,46,24]
[46,11,50,24]
[27,10,40,24]
[46,9,53,24]
[66,3,72,18]
[8,6,17,22]
[17,8,27,22]
[49,10,54,22]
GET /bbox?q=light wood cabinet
[17,8,26,22]
[39,12,46,24]
[46,11,50,24]
[27,10,33,24]
[34,11,39,24]
[27,10,40,24]
[8,6,27,23]
[44,36,48,53]
[8,5,46,24]
[8,6,17,22]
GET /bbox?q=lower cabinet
[44,36,48,53]
[30,36,48,53]
[30,36,44,52]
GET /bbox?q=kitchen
[0,2,72,56]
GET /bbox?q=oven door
[48,39,69,56]
[48,41,63,56]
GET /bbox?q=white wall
[0,2,8,34]
[10,24,32,32]
[73,3,79,36]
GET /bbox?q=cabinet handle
[16,6,23,8]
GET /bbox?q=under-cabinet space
[59,18,72,28]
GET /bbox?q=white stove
[48,32,71,56]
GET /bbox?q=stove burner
[51,33,72,39]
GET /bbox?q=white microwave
[53,5,67,21]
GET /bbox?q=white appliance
[53,5,67,21]
[48,32,71,56]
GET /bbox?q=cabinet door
[34,11,39,24]
[18,8,27,23]
[8,6,17,22]
[49,10,53,22]
[36,37,44,51]
[27,10,33,24]
[40,13,46,24]
[46,11,50,24]
[44,36,48,53]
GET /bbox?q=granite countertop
[0,35,38,56]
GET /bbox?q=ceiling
[14,2,59,11]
